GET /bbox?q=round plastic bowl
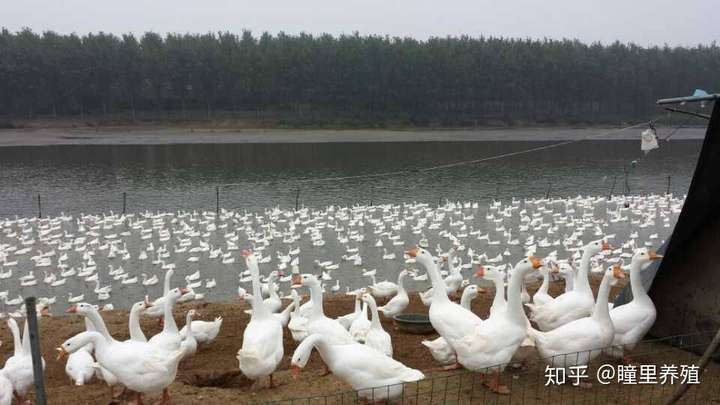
[393,313,435,334]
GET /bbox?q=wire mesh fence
[258,332,719,405]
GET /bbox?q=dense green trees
[0,28,718,126]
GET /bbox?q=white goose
[179,314,223,345]
[237,250,284,387]
[349,299,371,343]
[57,331,184,405]
[408,247,482,365]
[529,264,625,376]
[605,249,662,362]
[143,269,175,320]
[360,293,392,356]
[476,265,507,318]
[530,265,555,307]
[290,334,424,402]
[64,317,96,385]
[180,310,198,360]
[528,240,610,331]
[451,257,542,394]
[292,273,354,345]
[288,289,310,342]
[377,269,413,317]
[460,284,479,310]
[147,287,188,355]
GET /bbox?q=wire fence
[258,332,719,405]
[0,171,687,221]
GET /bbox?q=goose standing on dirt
[237,250,284,388]
[377,269,413,317]
[605,249,662,363]
[529,264,625,381]
[360,293,392,356]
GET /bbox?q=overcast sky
[3,0,718,46]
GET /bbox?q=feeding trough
[393,313,434,334]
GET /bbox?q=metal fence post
[37,194,42,218]
[216,186,220,214]
[24,297,46,405]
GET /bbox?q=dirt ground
[9,277,720,404]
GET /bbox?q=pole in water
[216,186,220,214]
[24,297,47,405]
[122,192,127,215]
[37,194,42,218]
[666,175,671,195]
[545,182,551,199]
[295,189,300,211]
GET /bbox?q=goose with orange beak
[237,249,284,388]
[449,256,543,394]
[528,263,625,379]
[605,248,662,363]
[528,239,612,331]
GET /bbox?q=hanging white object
[640,129,659,154]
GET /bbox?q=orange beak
[602,241,612,251]
[474,265,485,278]
[242,249,252,258]
[55,347,67,361]
[529,256,543,269]
[291,274,302,286]
[290,363,302,379]
[180,288,190,295]
[65,305,77,314]
[612,264,626,279]
[648,251,663,261]
[405,247,418,258]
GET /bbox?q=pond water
[0,128,704,313]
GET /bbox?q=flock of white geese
[0,193,681,403]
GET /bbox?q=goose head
[474,265,505,283]
[631,248,663,268]
[65,302,96,315]
[167,287,189,302]
[585,239,612,256]
[513,256,543,277]
[605,263,627,281]
[291,273,320,288]
[462,284,479,299]
[57,331,100,360]
[130,300,152,313]
[405,246,434,268]
[359,292,375,305]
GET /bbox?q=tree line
[1,28,718,127]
